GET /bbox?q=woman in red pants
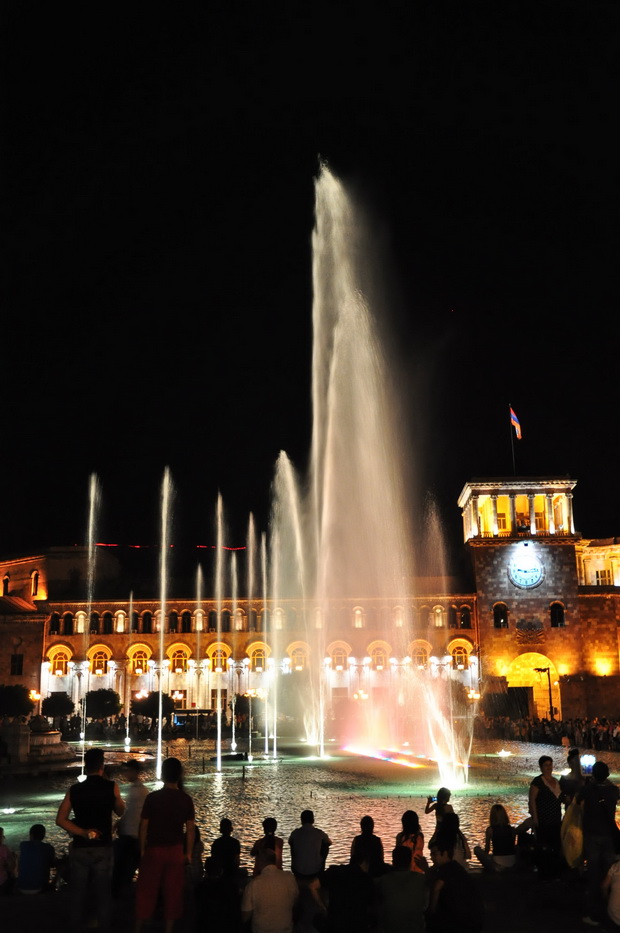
[135,757,195,933]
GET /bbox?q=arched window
[75,611,87,634]
[131,612,139,633]
[251,647,266,673]
[50,649,70,676]
[331,647,347,671]
[31,570,39,597]
[412,645,429,669]
[221,610,231,633]
[493,604,509,629]
[432,606,445,628]
[290,646,308,671]
[91,650,109,675]
[89,612,100,635]
[459,607,472,629]
[447,606,458,628]
[130,649,149,675]
[370,646,388,671]
[168,611,179,633]
[208,610,218,632]
[550,603,565,628]
[248,609,258,632]
[273,608,284,631]
[170,649,189,673]
[452,646,469,670]
[49,613,60,635]
[3,575,9,596]
[142,612,152,634]
[181,612,192,633]
[63,613,74,635]
[102,612,113,635]
[234,609,245,632]
[210,647,228,672]
[353,608,364,629]
[115,612,126,633]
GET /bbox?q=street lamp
[534,666,554,720]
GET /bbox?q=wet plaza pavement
[2,737,620,930]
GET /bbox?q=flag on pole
[510,406,522,439]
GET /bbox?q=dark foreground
[0,865,613,933]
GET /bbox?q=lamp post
[534,666,554,720]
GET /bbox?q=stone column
[491,495,499,536]
[566,493,575,534]
[471,496,479,536]
[528,494,536,535]
[509,495,517,535]
[546,494,555,534]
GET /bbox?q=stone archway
[506,652,561,719]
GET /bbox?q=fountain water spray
[80,473,101,776]
[157,467,173,781]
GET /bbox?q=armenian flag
[510,406,522,440]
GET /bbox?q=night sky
[3,3,617,565]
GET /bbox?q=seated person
[473,804,516,872]
[17,824,56,894]
[426,837,483,933]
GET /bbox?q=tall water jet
[214,494,224,772]
[261,532,269,756]
[81,473,101,775]
[157,467,173,781]
[195,564,203,736]
[271,164,469,773]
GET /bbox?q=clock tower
[458,477,580,718]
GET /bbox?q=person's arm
[484,826,492,855]
[185,819,195,864]
[425,797,436,815]
[139,817,149,858]
[429,878,444,914]
[529,783,539,827]
[414,832,424,859]
[56,791,96,841]
[112,782,125,817]
[461,831,472,861]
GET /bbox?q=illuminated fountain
[271,164,471,783]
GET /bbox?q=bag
[561,800,584,869]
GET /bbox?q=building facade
[2,476,620,724]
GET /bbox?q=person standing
[135,757,195,933]
[288,809,332,881]
[56,747,125,933]
[528,755,563,877]
[250,817,284,875]
[210,817,241,880]
[112,759,149,896]
[577,760,620,925]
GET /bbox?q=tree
[42,692,74,719]
[130,691,175,722]
[84,688,121,720]
[0,684,35,718]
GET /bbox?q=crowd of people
[2,745,620,932]
[476,714,620,751]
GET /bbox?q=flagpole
[509,403,516,475]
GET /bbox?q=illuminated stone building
[1,476,619,722]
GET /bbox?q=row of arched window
[47,604,475,636]
[45,638,475,676]
[493,602,566,628]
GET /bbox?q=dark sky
[2,2,618,563]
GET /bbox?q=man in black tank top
[56,747,125,933]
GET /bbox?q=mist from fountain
[80,473,101,776]
[270,164,470,779]
[157,467,173,780]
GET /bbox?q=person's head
[567,747,580,765]
[489,804,510,828]
[161,756,183,784]
[437,787,451,805]
[430,838,453,865]
[29,824,46,841]
[257,848,276,870]
[360,815,374,834]
[538,755,553,774]
[401,810,420,836]
[262,817,277,835]
[220,818,233,836]
[592,760,610,783]
[301,809,314,825]
[84,747,105,774]
[392,845,413,871]
[123,760,143,781]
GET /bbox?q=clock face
[508,553,544,589]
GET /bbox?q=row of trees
[0,685,177,722]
